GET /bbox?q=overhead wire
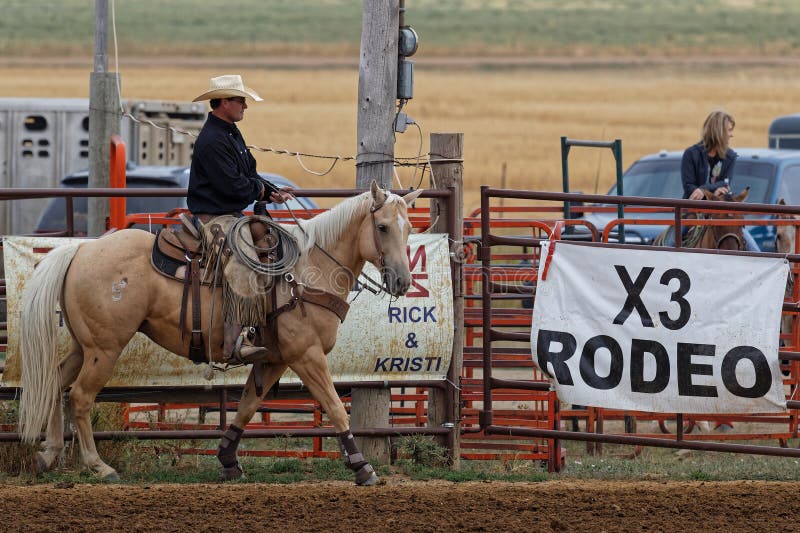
[108,0,431,183]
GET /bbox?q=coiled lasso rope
[226,215,301,275]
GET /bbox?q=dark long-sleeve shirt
[188,113,276,215]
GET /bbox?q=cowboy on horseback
[189,74,294,362]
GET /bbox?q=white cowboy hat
[192,74,263,102]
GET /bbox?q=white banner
[530,242,788,414]
[3,233,453,386]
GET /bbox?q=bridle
[369,198,387,272]
[285,195,392,296]
[715,231,744,250]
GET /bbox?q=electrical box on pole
[397,24,417,100]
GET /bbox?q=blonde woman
[682,109,737,200]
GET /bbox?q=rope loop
[227,216,301,276]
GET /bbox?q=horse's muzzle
[383,269,411,296]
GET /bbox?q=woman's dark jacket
[681,141,738,199]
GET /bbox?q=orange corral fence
[5,185,800,471]
[475,188,800,471]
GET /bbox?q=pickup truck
[579,148,800,252]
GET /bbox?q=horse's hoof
[354,464,378,486]
[33,453,50,474]
[100,471,120,483]
[357,472,379,486]
[220,464,243,481]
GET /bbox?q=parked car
[34,164,318,235]
[578,148,800,251]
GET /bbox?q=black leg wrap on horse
[337,430,368,471]
[217,424,244,469]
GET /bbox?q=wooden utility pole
[427,132,464,466]
[351,0,399,464]
[355,0,399,189]
[88,0,121,236]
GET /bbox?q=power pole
[88,0,121,236]
[351,0,400,464]
[355,0,399,189]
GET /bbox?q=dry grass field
[1,63,798,211]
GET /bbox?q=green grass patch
[4,0,800,57]
[5,436,800,485]
[3,399,800,485]
[396,434,450,468]
[557,439,800,482]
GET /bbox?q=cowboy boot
[235,326,268,361]
[224,320,267,362]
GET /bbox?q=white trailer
[0,97,205,234]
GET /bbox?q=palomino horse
[19,181,423,484]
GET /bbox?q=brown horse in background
[686,188,750,251]
[19,181,422,484]
[653,188,749,251]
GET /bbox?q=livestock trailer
[769,113,800,150]
[0,97,205,234]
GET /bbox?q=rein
[283,198,388,296]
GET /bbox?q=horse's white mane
[289,190,403,254]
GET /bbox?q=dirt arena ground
[1,478,797,532]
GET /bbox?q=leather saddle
[150,213,283,366]
[149,214,220,364]
[152,224,206,281]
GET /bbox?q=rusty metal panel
[3,233,453,387]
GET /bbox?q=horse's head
[361,180,423,296]
[701,187,749,250]
[775,198,798,255]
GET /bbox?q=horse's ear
[402,188,423,206]
[370,179,386,205]
[734,187,750,203]
[777,197,794,219]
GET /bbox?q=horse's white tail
[19,242,82,443]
